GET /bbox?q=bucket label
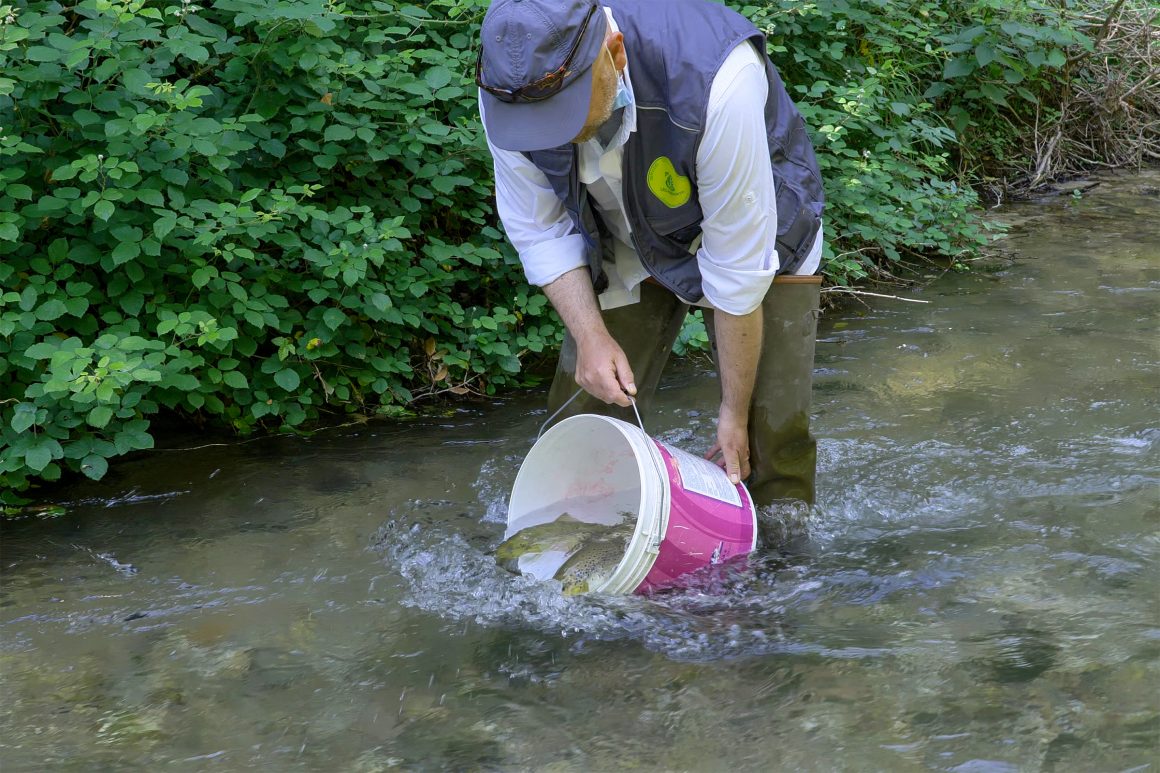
[660,443,743,507]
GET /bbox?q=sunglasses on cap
[475,1,600,103]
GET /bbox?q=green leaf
[323,124,356,142]
[25,444,53,472]
[943,57,975,79]
[978,83,1009,106]
[223,371,249,389]
[120,292,145,317]
[274,368,301,391]
[193,138,217,156]
[192,266,217,287]
[137,188,165,207]
[424,66,452,90]
[35,299,68,321]
[94,199,115,221]
[24,342,57,360]
[322,307,346,330]
[975,43,997,67]
[26,46,61,63]
[260,138,286,158]
[160,168,189,186]
[52,164,79,181]
[65,47,91,69]
[1016,87,1039,104]
[370,292,393,312]
[81,454,109,481]
[122,68,154,95]
[11,404,37,433]
[112,241,141,265]
[154,214,177,240]
[65,297,90,317]
[88,405,114,429]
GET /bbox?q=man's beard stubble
[571,70,617,144]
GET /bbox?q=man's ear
[607,31,626,72]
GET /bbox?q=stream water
[2,172,1157,771]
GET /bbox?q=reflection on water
[2,173,1158,770]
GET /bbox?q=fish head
[494,514,606,573]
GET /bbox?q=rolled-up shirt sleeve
[484,119,587,287]
[694,44,778,316]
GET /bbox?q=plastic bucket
[505,414,758,594]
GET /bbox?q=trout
[495,513,636,594]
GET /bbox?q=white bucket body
[506,414,757,594]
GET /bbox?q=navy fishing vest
[524,0,825,303]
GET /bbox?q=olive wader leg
[705,274,822,508]
[546,282,690,427]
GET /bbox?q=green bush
[0,0,1093,500]
[742,0,1089,283]
[1,0,559,498]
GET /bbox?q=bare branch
[821,288,932,304]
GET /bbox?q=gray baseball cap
[477,0,608,151]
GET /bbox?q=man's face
[570,41,622,144]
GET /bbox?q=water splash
[470,455,522,524]
[372,511,942,664]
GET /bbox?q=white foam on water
[470,455,522,524]
[373,516,898,663]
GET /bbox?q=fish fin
[496,553,531,574]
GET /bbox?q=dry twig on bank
[1018,0,1159,193]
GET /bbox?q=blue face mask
[612,73,631,111]
[607,49,632,112]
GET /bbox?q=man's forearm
[542,267,636,406]
[713,307,762,416]
[542,267,607,346]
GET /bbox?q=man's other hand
[705,404,750,484]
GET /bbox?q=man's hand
[575,331,636,407]
[541,267,636,407]
[706,403,750,484]
[705,305,762,485]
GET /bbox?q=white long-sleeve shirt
[483,8,823,316]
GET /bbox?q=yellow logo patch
[647,156,691,208]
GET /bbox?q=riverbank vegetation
[1,0,1156,501]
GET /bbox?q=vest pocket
[645,205,702,247]
[773,179,821,272]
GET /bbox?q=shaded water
[2,173,1158,771]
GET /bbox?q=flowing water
[2,173,1157,771]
